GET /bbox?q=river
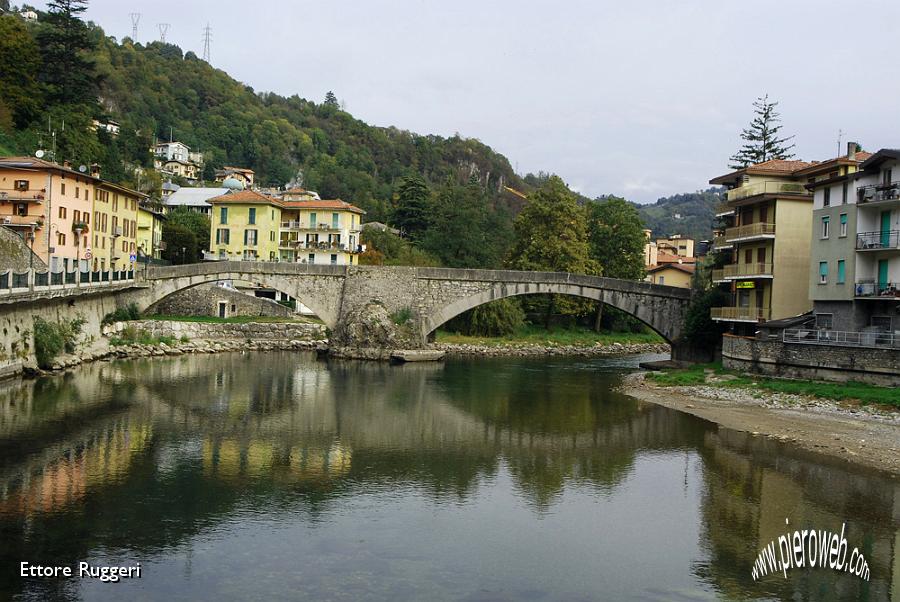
[0,352,897,601]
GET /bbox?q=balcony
[726,181,808,202]
[714,202,735,217]
[856,230,900,252]
[280,221,341,231]
[710,306,771,322]
[711,268,727,283]
[857,183,900,208]
[854,281,900,300]
[724,222,776,243]
[1,215,44,229]
[712,234,732,251]
[0,189,45,202]
[720,263,773,279]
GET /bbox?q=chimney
[62,160,71,169]
[90,163,101,178]
[847,142,857,161]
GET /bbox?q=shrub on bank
[33,316,85,368]
[101,303,141,326]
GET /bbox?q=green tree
[323,91,339,107]
[729,95,795,169]
[0,15,43,129]
[37,0,98,106]
[506,176,599,327]
[161,223,198,264]
[391,174,431,241]
[587,195,647,330]
[166,209,211,257]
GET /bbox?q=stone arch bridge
[128,262,692,349]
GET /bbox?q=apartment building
[137,204,166,260]
[93,181,144,271]
[278,199,364,265]
[806,148,899,333]
[709,159,814,328]
[208,189,282,261]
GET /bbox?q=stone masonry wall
[722,334,900,387]
[148,283,293,318]
[0,226,47,272]
[104,319,327,342]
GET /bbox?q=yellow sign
[735,281,755,289]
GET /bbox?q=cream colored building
[278,199,364,265]
[646,262,694,288]
[137,205,166,260]
[709,159,815,327]
[93,181,145,271]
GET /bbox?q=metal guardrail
[720,263,773,278]
[726,181,808,202]
[858,183,900,204]
[714,202,734,216]
[856,230,900,250]
[0,268,135,295]
[855,281,900,298]
[724,223,776,241]
[783,328,899,349]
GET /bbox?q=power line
[158,23,170,43]
[202,23,212,63]
[129,12,141,41]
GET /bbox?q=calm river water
[0,352,897,601]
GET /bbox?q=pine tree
[729,95,795,169]
[391,174,431,241]
[37,0,98,106]
[323,91,339,107]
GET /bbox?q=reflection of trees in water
[693,429,899,600]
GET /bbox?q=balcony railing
[714,202,734,216]
[856,230,900,251]
[726,181,808,202]
[858,183,900,205]
[720,263,773,279]
[783,328,899,349]
[711,268,727,282]
[724,222,776,241]
[712,234,732,250]
[710,306,771,321]
[279,240,349,251]
[854,281,900,298]
[0,189,45,202]
[280,221,342,231]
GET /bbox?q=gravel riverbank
[433,341,670,357]
[623,372,900,477]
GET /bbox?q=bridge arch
[420,280,686,344]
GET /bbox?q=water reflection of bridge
[0,354,898,600]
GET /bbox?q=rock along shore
[431,341,670,357]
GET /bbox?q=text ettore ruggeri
[20,561,142,583]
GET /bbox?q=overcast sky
[36,0,900,202]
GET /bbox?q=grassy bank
[436,325,665,347]
[647,363,898,408]
[143,315,321,324]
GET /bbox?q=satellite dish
[35,150,45,158]
[78,165,87,173]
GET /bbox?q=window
[15,203,27,217]
[332,213,339,228]
[837,260,846,284]
[270,231,275,242]
[57,233,66,246]
[308,253,315,264]
[884,169,893,186]
[823,187,830,206]
[819,261,828,284]
[816,313,833,329]
[76,186,80,199]
[310,212,317,228]
[244,229,258,246]
[759,206,768,223]
[248,207,256,225]
[60,182,66,195]
[756,247,766,264]
[658,276,665,285]
[84,213,89,224]
[58,206,67,219]
[842,182,848,204]
[14,180,28,191]
[744,248,752,264]
[330,254,338,265]
[216,228,230,245]
[73,210,80,222]
[821,216,830,239]
[220,207,228,224]
[839,213,848,237]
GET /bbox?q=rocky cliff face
[330,301,423,356]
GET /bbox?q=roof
[793,151,873,177]
[859,149,900,171]
[647,263,695,275]
[280,199,366,214]
[710,159,814,185]
[165,187,226,207]
[655,252,696,264]
[218,166,255,174]
[0,156,99,181]
[207,189,282,206]
[162,181,180,192]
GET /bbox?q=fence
[783,328,899,349]
[0,268,135,296]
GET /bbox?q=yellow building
[278,199,364,265]
[92,181,144,271]
[709,159,814,327]
[137,204,166,260]
[646,262,694,288]
[208,189,282,261]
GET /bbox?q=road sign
[129,254,137,262]
[84,250,92,260]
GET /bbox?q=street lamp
[27,225,35,272]
[74,226,83,276]
[181,246,186,265]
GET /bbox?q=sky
[34,0,900,202]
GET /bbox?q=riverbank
[623,372,900,477]
[433,341,669,357]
